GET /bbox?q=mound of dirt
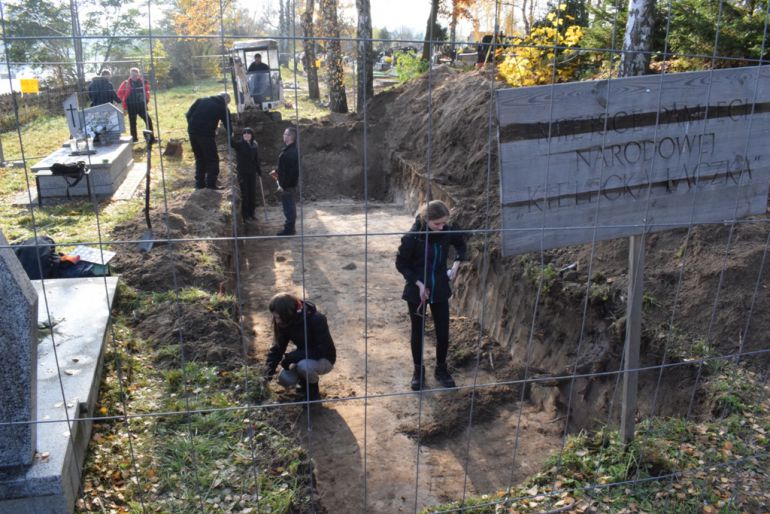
[398,318,525,444]
[111,188,242,365]
[110,189,230,292]
[135,300,242,365]
[397,386,515,444]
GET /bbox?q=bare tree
[422,0,439,61]
[521,0,531,34]
[302,0,320,99]
[320,0,348,113]
[355,0,373,112]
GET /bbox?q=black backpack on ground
[12,236,60,280]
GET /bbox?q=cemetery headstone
[83,103,124,145]
[62,94,84,140]
[0,230,38,468]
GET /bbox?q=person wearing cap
[186,92,232,189]
[230,127,261,221]
[263,293,336,402]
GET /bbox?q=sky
[369,0,431,34]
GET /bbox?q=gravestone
[0,230,38,468]
[62,94,85,139]
[32,95,134,201]
[83,103,124,145]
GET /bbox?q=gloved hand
[281,349,305,369]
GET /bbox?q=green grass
[0,79,319,513]
[0,78,226,247]
[78,288,314,512]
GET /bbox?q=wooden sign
[496,65,770,256]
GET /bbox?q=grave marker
[83,103,124,145]
[63,94,84,139]
[0,231,38,468]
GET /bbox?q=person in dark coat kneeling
[263,293,336,401]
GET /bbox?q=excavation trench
[231,68,767,512]
[230,71,756,513]
[104,67,769,513]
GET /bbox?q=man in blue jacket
[186,92,231,189]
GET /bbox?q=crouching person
[263,293,336,401]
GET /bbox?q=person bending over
[186,92,231,189]
[396,200,467,391]
[263,293,336,401]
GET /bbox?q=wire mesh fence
[0,0,769,512]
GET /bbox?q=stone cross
[0,231,38,468]
[63,94,85,139]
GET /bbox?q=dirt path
[240,200,562,513]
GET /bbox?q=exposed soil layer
[240,201,564,513]
[110,189,243,365]
[117,65,769,512]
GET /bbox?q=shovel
[138,130,155,252]
[257,175,268,222]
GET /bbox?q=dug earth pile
[267,66,769,430]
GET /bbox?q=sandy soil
[239,200,563,513]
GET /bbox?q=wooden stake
[621,234,644,444]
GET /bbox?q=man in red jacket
[117,67,154,142]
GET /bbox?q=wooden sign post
[496,65,770,441]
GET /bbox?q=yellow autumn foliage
[497,8,584,88]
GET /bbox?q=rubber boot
[410,365,426,391]
[434,363,456,388]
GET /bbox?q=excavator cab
[230,39,283,120]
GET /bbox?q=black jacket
[186,96,231,137]
[265,301,337,374]
[88,77,119,106]
[277,142,299,188]
[396,217,468,304]
[230,138,261,176]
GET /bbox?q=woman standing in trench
[396,200,467,391]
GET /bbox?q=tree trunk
[521,0,530,35]
[620,0,655,76]
[279,0,286,54]
[301,0,320,100]
[320,0,348,113]
[355,0,373,112]
[422,0,439,61]
[69,0,86,95]
[449,7,458,61]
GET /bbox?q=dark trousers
[189,134,219,188]
[407,300,450,367]
[280,187,296,233]
[127,103,153,142]
[239,172,257,220]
